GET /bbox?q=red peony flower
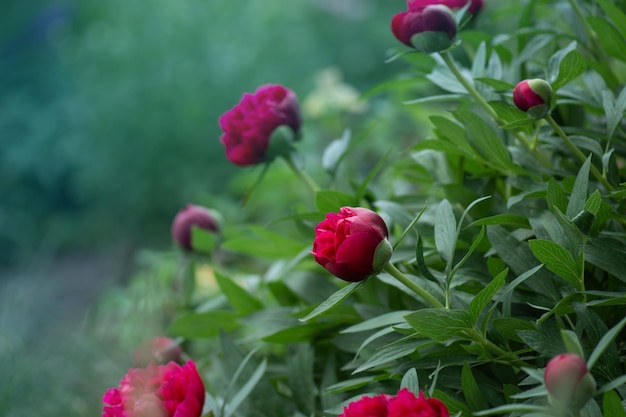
[133,337,183,367]
[171,204,220,251]
[102,361,205,417]
[219,84,301,166]
[512,79,552,118]
[387,389,449,417]
[312,207,391,282]
[339,393,391,417]
[544,353,596,412]
[391,5,457,52]
[406,0,484,14]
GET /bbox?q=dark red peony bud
[391,5,457,53]
[171,204,220,251]
[133,337,183,367]
[513,78,553,118]
[407,0,484,14]
[544,353,596,413]
[219,84,301,166]
[312,207,392,282]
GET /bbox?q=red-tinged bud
[544,353,596,413]
[391,5,457,53]
[407,0,484,15]
[171,204,220,251]
[513,78,553,118]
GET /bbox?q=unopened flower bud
[513,79,553,118]
[544,353,596,413]
[391,5,457,53]
[171,204,220,251]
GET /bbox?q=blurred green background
[0,0,406,416]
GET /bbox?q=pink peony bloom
[219,84,301,166]
[102,361,205,417]
[312,207,391,282]
[171,204,220,251]
[406,0,484,14]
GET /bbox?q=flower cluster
[339,389,449,417]
[219,84,301,166]
[102,361,205,417]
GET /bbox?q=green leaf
[567,156,592,217]
[454,110,513,172]
[599,375,626,395]
[597,0,626,37]
[401,368,420,396]
[560,329,585,358]
[602,390,626,417]
[517,323,566,357]
[430,115,476,157]
[475,78,515,91]
[467,214,531,229]
[547,177,569,214]
[549,43,587,91]
[299,281,364,321]
[169,310,240,338]
[583,189,602,216]
[353,340,420,373]
[222,226,308,259]
[315,190,356,213]
[528,239,581,287]
[451,225,486,278]
[322,129,351,174]
[191,227,218,254]
[225,358,267,417]
[588,16,626,61]
[404,308,472,341]
[215,271,263,315]
[603,87,626,139]
[586,237,626,282]
[469,268,507,324]
[434,199,457,264]
[462,363,488,410]
[287,344,315,415]
[342,310,413,333]
[416,235,440,282]
[587,315,626,370]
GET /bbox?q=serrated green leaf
[315,190,356,213]
[434,199,457,264]
[583,189,602,216]
[528,239,581,287]
[469,268,507,324]
[215,271,263,315]
[462,363,488,410]
[404,308,472,341]
[169,310,240,338]
[300,281,364,322]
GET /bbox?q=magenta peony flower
[339,389,449,417]
[219,84,301,166]
[102,361,205,417]
[133,337,183,367]
[339,393,391,417]
[171,204,220,251]
[387,389,449,417]
[544,353,596,412]
[312,207,391,282]
[406,0,484,14]
[513,79,553,118]
[391,5,457,52]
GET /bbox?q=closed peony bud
[102,361,206,417]
[391,5,457,53]
[219,84,301,166]
[133,337,183,367]
[544,353,596,413]
[513,79,553,118]
[407,0,484,15]
[312,207,391,282]
[171,204,220,252]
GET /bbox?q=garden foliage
[104,0,626,416]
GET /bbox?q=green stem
[282,153,320,194]
[465,329,529,368]
[384,263,444,308]
[544,114,614,191]
[439,52,551,168]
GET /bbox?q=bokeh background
[0,0,412,415]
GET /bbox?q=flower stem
[282,153,320,194]
[439,52,551,167]
[384,263,444,308]
[544,114,613,191]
